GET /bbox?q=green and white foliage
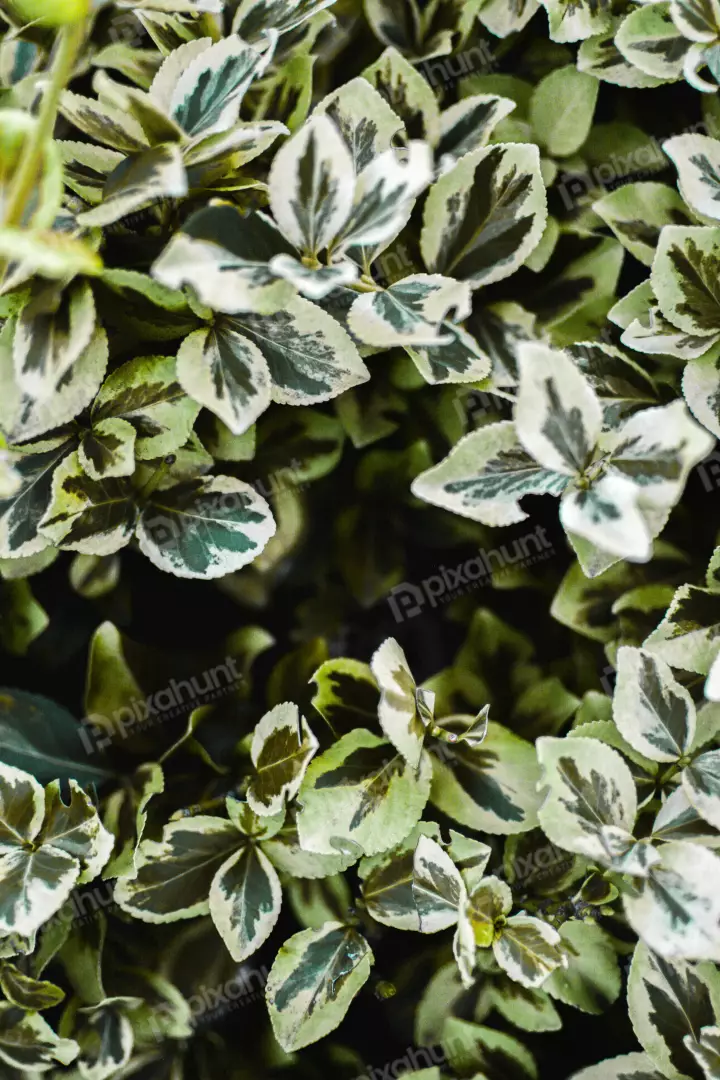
[8,2,720,1077]
[412,341,713,575]
[0,764,111,937]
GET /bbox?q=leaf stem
[2,19,85,230]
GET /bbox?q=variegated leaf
[91,353,200,461]
[268,114,355,257]
[628,941,720,1080]
[652,226,720,336]
[316,77,403,172]
[616,4,688,81]
[603,400,715,525]
[593,183,692,267]
[683,749,720,830]
[226,297,370,406]
[437,95,517,173]
[411,421,569,527]
[493,915,565,989]
[536,736,638,865]
[613,646,696,763]
[479,0,540,36]
[59,90,148,153]
[38,452,137,557]
[177,322,271,436]
[539,0,614,42]
[114,816,241,921]
[462,874,512,948]
[233,0,339,39]
[268,255,359,300]
[515,342,602,475]
[0,1005,78,1072]
[430,720,541,835]
[407,321,492,385]
[39,780,112,884]
[78,144,187,229]
[296,729,432,857]
[411,835,466,933]
[246,701,319,817]
[337,141,433,254]
[349,275,471,349]
[442,1016,538,1079]
[168,35,270,137]
[152,205,295,315]
[184,118,288,169]
[266,921,373,1052]
[625,841,720,960]
[262,812,359,880]
[14,280,96,401]
[370,637,430,769]
[79,419,137,482]
[0,442,74,560]
[421,143,547,287]
[664,133,720,221]
[209,842,282,962]
[683,346,720,439]
[137,475,276,579]
[362,47,441,146]
[568,1054,663,1079]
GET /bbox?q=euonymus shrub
[3,0,720,1077]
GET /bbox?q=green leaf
[266,921,373,1052]
[137,475,276,579]
[421,142,547,287]
[297,729,432,857]
[246,701,319,816]
[545,919,622,1015]
[430,720,541,835]
[114,816,241,921]
[442,1016,538,1080]
[0,962,64,1010]
[209,841,282,962]
[530,65,599,157]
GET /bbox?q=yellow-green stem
[2,19,85,230]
